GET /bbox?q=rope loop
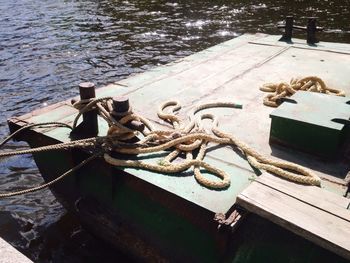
[0,93,324,198]
[104,100,321,188]
[260,76,345,107]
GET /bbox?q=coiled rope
[260,76,345,107]
[103,100,321,188]
[0,97,322,198]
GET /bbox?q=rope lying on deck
[260,76,346,107]
[0,98,322,198]
[103,100,321,188]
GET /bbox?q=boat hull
[23,135,347,263]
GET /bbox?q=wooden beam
[237,174,350,260]
[257,173,350,219]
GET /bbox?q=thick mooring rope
[0,122,91,198]
[260,76,345,107]
[0,153,99,198]
[0,122,72,148]
[0,97,322,198]
[0,136,103,158]
[104,100,321,188]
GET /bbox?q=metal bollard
[70,82,99,138]
[278,16,323,44]
[111,96,145,132]
[306,17,320,44]
[279,15,294,42]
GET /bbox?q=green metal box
[269,91,350,158]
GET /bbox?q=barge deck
[7,33,350,261]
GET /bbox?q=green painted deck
[7,33,350,261]
[11,33,350,199]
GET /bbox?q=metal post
[79,82,98,135]
[111,96,145,132]
[306,17,318,44]
[112,96,130,114]
[71,82,98,137]
[279,16,294,42]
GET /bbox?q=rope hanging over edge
[0,96,323,198]
[0,153,99,198]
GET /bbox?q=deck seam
[205,152,255,174]
[120,35,264,96]
[24,35,267,126]
[181,45,291,107]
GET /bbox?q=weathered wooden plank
[237,181,350,260]
[110,44,286,123]
[14,101,75,124]
[114,34,265,90]
[15,34,267,125]
[257,173,350,220]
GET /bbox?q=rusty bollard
[111,96,145,133]
[70,82,99,138]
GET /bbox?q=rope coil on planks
[0,98,322,198]
[260,76,346,107]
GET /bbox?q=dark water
[0,0,349,261]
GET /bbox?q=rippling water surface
[0,0,349,261]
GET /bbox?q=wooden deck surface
[237,173,350,260]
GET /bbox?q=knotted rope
[260,76,345,107]
[0,97,322,198]
[103,100,321,188]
